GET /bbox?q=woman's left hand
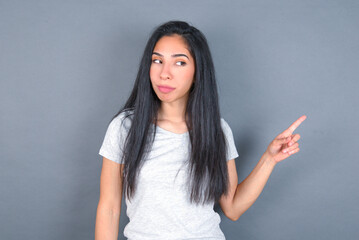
[265,115,307,163]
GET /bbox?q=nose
[160,62,172,80]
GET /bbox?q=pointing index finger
[287,115,307,134]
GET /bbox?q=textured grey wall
[1,0,358,239]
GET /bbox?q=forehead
[153,34,191,55]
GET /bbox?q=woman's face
[150,34,195,105]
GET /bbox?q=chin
[158,97,174,103]
[154,91,172,101]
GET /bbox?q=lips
[158,85,175,93]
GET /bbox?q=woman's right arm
[95,157,124,240]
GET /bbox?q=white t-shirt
[99,111,239,240]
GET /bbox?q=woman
[95,21,306,240]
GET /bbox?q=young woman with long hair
[95,20,306,240]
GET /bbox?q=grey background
[1,0,358,239]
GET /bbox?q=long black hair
[111,20,229,205]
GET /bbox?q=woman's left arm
[219,115,307,221]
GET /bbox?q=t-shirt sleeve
[98,114,129,164]
[221,118,239,161]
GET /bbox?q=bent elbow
[225,212,241,222]
[230,215,240,222]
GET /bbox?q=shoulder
[220,118,232,131]
[109,109,134,132]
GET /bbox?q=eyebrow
[152,52,190,60]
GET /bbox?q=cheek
[184,69,195,83]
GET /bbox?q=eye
[152,59,162,64]
[176,61,187,66]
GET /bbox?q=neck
[158,101,187,122]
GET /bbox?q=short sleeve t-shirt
[99,111,239,240]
